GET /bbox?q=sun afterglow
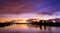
[52,20,56,23]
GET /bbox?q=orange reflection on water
[0,24,59,33]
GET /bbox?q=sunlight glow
[13,20,28,23]
[52,20,56,23]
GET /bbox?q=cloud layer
[0,0,60,19]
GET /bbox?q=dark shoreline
[0,22,60,27]
[0,22,13,27]
[31,22,60,27]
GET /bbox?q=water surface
[0,24,60,33]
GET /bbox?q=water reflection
[28,24,49,30]
[0,24,60,33]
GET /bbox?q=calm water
[0,24,60,33]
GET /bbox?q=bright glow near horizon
[0,13,56,22]
[0,0,60,23]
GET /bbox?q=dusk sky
[0,0,60,21]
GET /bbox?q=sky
[0,0,60,21]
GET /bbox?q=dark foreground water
[0,24,60,33]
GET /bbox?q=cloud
[0,0,60,16]
[38,12,53,15]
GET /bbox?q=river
[0,24,60,33]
